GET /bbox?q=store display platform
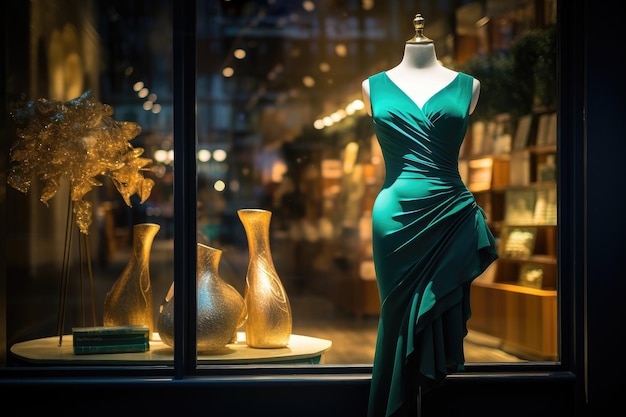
[10,332,332,365]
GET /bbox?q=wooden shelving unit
[464,110,558,361]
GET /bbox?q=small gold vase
[157,243,247,351]
[238,209,292,348]
[103,223,160,339]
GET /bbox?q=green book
[73,342,150,355]
[72,326,150,353]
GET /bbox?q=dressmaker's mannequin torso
[362,42,480,116]
[363,15,497,417]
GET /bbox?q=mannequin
[362,14,480,117]
[363,14,498,417]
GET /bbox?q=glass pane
[193,0,557,367]
[3,1,175,367]
[1,0,558,371]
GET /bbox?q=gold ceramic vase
[157,243,247,351]
[103,223,160,339]
[238,209,292,348]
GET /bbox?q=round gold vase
[157,243,247,351]
[103,223,160,339]
[238,209,292,348]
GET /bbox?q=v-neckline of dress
[382,71,462,113]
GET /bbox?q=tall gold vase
[157,243,247,351]
[238,209,292,348]
[103,223,160,339]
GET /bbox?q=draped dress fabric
[366,71,498,417]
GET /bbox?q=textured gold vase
[103,223,160,339]
[238,209,292,348]
[157,243,247,351]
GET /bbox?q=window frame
[0,0,582,390]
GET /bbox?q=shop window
[2,0,558,371]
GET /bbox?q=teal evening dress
[366,71,499,417]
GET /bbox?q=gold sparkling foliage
[8,90,154,234]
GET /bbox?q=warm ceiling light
[154,149,168,163]
[353,99,365,109]
[345,99,365,115]
[198,149,211,162]
[331,110,346,122]
[213,149,227,162]
[214,180,226,192]
[302,75,315,87]
[335,43,347,57]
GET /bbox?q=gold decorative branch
[8,90,154,234]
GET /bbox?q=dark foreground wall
[1,374,574,417]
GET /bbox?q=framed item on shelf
[505,189,536,224]
[491,158,510,189]
[513,114,533,151]
[492,113,512,155]
[533,188,557,225]
[535,113,554,147]
[509,150,531,186]
[536,154,557,183]
[467,157,493,192]
[502,226,537,258]
[518,263,544,289]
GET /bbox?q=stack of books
[72,325,150,355]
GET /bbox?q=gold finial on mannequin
[407,14,433,44]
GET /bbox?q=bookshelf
[463,110,558,360]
